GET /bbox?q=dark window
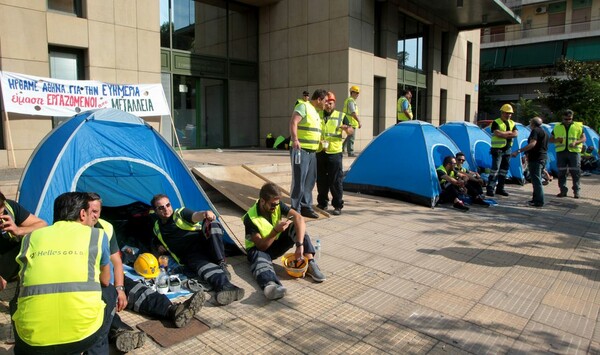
[441,32,449,75]
[49,46,85,127]
[440,89,447,125]
[465,94,471,122]
[48,0,83,17]
[466,41,473,82]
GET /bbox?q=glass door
[200,79,225,148]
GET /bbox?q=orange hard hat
[326,91,336,102]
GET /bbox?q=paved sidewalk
[1,149,599,354]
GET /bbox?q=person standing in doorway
[396,89,413,122]
[342,85,361,157]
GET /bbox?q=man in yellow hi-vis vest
[486,104,518,197]
[550,109,586,198]
[342,85,361,157]
[12,192,114,354]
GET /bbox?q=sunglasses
[156,202,171,211]
[457,159,465,162]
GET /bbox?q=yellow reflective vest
[295,101,322,151]
[491,118,516,149]
[13,221,105,346]
[153,208,202,264]
[437,165,456,186]
[242,201,281,250]
[343,97,359,128]
[397,96,412,121]
[553,122,584,153]
[320,110,345,154]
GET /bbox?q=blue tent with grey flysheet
[343,121,461,207]
[17,108,241,249]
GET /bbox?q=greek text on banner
[0,71,170,117]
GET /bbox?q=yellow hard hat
[281,253,308,278]
[350,85,360,93]
[134,253,160,279]
[500,104,514,113]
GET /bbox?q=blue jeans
[290,149,317,211]
[342,132,355,155]
[528,159,545,206]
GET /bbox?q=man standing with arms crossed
[342,85,361,157]
[396,89,413,122]
[289,89,327,219]
[550,109,586,198]
[486,104,518,197]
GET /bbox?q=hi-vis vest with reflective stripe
[553,122,584,153]
[153,208,202,264]
[397,96,412,121]
[437,165,456,186]
[491,118,515,149]
[98,218,114,241]
[343,97,359,128]
[320,110,345,154]
[13,221,105,346]
[295,101,322,150]
[242,201,281,250]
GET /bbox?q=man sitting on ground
[243,182,326,300]
[454,152,489,206]
[437,156,469,211]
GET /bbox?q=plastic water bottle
[314,239,322,263]
[294,149,301,164]
[156,267,170,294]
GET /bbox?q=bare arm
[99,263,110,287]
[3,214,47,238]
[110,252,127,311]
[191,210,216,223]
[290,112,302,150]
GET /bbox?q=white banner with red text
[0,71,170,117]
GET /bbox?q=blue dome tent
[439,122,492,173]
[583,125,600,159]
[17,108,239,247]
[343,121,460,208]
[542,123,558,175]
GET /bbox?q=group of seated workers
[437,153,490,212]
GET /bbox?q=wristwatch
[294,241,302,247]
[115,286,125,291]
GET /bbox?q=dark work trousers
[465,180,484,198]
[180,220,230,292]
[316,151,344,209]
[247,223,316,289]
[439,184,462,204]
[123,276,171,318]
[556,151,581,194]
[487,148,511,192]
[290,149,317,212]
[12,285,116,355]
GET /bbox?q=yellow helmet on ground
[134,253,160,279]
[500,104,514,113]
[350,85,360,93]
[281,253,308,278]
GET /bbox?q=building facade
[0,0,518,168]
[480,0,600,118]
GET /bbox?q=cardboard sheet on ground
[192,165,328,219]
[137,318,210,348]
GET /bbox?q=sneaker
[331,208,341,215]
[306,259,326,282]
[495,190,509,196]
[111,329,146,352]
[317,204,327,211]
[574,192,580,199]
[219,261,231,281]
[556,192,567,197]
[301,209,319,219]
[215,284,245,306]
[263,281,287,300]
[348,153,356,157]
[527,201,543,208]
[582,171,592,176]
[453,201,469,212]
[473,197,490,206]
[171,291,205,328]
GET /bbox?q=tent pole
[169,114,184,159]
[2,110,17,168]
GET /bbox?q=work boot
[169,291,206,328]
[263,281,287,300]
[110,328,146,352]
[486,187,495,197]
[331,208,341,216]
[495,189,509,196]
[219,261,231,281]
[215,284,245,306]
[306,259,326,282]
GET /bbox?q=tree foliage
[477,65,502,120]
[539,60,600,129]
[511,97,540,125]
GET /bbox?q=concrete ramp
[191,164,328,219]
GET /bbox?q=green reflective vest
[397,96,412,121]
[320,110,345,154]
[13,222,104,346]
[491,118,516,149]
[153,208,202,264]
[343,97,359,128]
[242,201,281,250]
[295,101,322,151]
[437,165,456,186]
[553,122,584,153]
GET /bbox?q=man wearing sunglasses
[150,194,244,306]
[550,109,586,198]
[454,152,488,206]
